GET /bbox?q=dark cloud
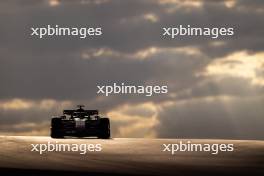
[0,49,207,101]
[156,96,264,140]
[176,76,264,100]
[0,0,264,139]
[1,0,264,55]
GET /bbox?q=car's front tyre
[98,118,110,139]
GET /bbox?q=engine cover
[75,118,86,129]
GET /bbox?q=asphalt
[0,136,263,176]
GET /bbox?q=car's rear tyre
[98,118,110,139]
[51,129,64,138]
[51,117,64,138]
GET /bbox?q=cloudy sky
[0,0,264,139]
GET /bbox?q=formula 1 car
[50,105,110,139]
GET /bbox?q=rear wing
[63,110,98,116]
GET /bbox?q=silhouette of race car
[50,105,110,139]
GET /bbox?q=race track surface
[0,136,263,176]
